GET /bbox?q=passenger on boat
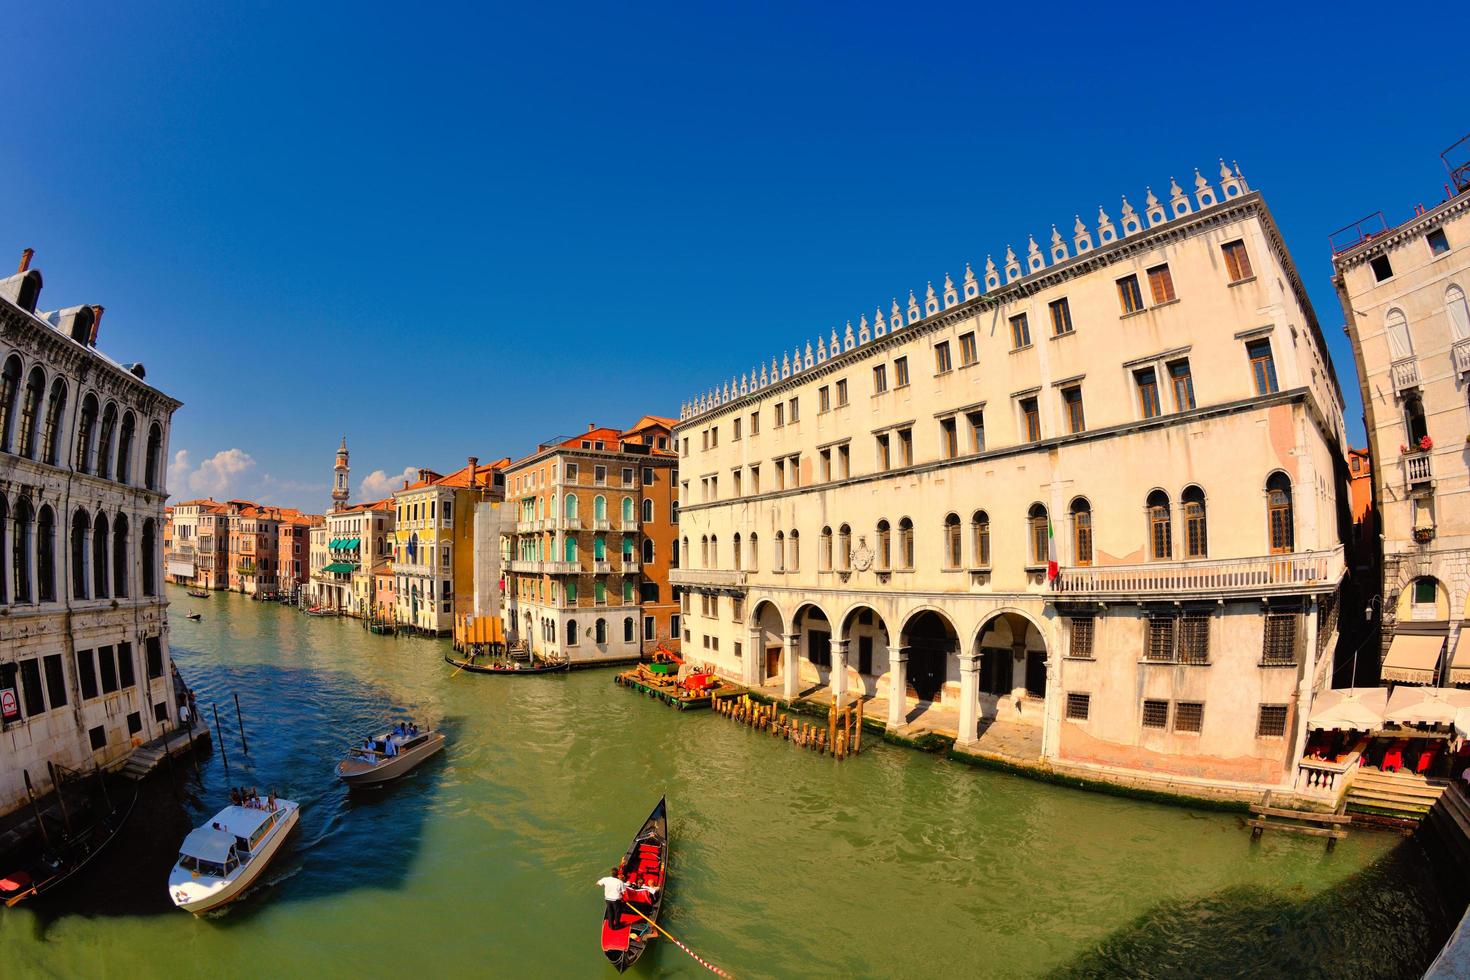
[384,738,399,757]
[409,723,418,737]
[597,867,627,918]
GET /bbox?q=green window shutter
[565,538,576,562]
[623,580,633,602]
[565,582,576,602]
[595,580,606,603]
[594,536,606,560]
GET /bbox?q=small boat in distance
[186,588,210,599]
[336,726,445,787]
[600,796,668,972]
[304,606,335,617]
[185,613,203,622]
[168,795,299,915]
[443,652,569,675]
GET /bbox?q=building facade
[164,498,229,589]
[502,419,680,663]
[0,250,182,817]
[674,163,1350,795]
[276,511,320,596]
[1334,148,1470,685]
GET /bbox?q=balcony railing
[619,519,639,532]
[560,517,582,531]
[508,560,543,574]
[544,560,580,575]
[1054,547,1343,598]
[515,520,540,533]
[1402,449,1433,487]
[592,518,611,531]
[669,568,748,588]
[1455,338,1470,376]
[592,560,612,574]
[1391,356,1421,393]
[1294,748,1363,801]
[621,559,641,574]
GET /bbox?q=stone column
[887,647,909,730]
[783,632,801,700]
[956,652,981,747]
[747,628,764,686]
[830,638,850,707]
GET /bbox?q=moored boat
[336,726,445,786]
[167,796,299,915]
[600,796,668,972]
[304,606,335,617]
[1,785,137,907]
[443,653,569,675]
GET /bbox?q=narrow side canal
[2,588,1461,977]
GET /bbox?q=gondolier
[597,867,627,919]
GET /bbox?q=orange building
[276,510,323,596]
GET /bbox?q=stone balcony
[619,520,639,532]
[508,560,542,574]
[514,520,542,534]
[621,559,641,574]
[591,518,611,531]
[559,517,582,531]
[1455,338,1470,376]
[669,567,748,588]
[592,560,612,574]
[1054,547,1343,600]
[1402,449,1434,488]
[1391,356,1421,394]
[544,560,580,575]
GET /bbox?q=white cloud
[359,466,416,501]
[186,448,256,497]
[167,449,193,494]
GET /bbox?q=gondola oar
[624,904,734,978]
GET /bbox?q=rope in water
[626,903,734,979]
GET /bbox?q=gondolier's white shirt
[598,876,625,901]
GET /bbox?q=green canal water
[2,587,1462,978]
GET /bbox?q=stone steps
[1346,768,1447,817]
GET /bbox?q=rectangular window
[873,364,888,394]
[118,641,136,688]
[1142,699,1170,730]
[788,398,799,423]
[787,454,800,487]
[940,417,958,458]
[44,654,67,709]
[1257,704,1289,737]
[1168,359,1195,411]
[1117,274,1144,314]
[670,614,680,636]
[967,410,985,452]
[819,386,830,413]
[819,448,831,482]
[76,649,99,700]
[146,637,164,678]
[934,341,952,374]
[836,379,848,406]
[1178,614,1210,665]
[749,465,760,494]
[894,357,909,387]
[644,617,655,640]
[959,332,977,366]
[127,711,142,735]
[1065,693,1091,721]
[1147,264,1176,303]
[836,444,849,479]
[1020,397,1040,442]
[876,434,891,471]
[1414,578,1437,604]
[1062,386,1085,434]
[1247,339,1278,394]
[750,411,760,435]
[732,469,742,497]
[732,418,741,441]
[1135,368,1162,418]
[1010,313,1031,349]
[1069,616,1095,658]
[1371,255,1393,282]
[89,725,107,751]
[622,466,635,485]
[1428,228,1450,256]
[1262,614,1298,665]
[896,428,912,466]
[1222,240,1253,281]
[1049,297,1074,336]
[594,464,608,484]
[20,659,45,716]
[774,403,784,427]
[565,463,578,482]
[1174,702,1204,734]
[1145,617,1175,662]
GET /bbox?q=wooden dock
[614,665,743,709]
[120,718,211,781]
[1247,792,1351,844]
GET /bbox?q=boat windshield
[178,853,231,878]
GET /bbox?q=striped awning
[321,562,359,574]
[1381,633,1446,685]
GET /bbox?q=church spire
[333,436,350,511]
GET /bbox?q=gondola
[186,589,210,599]
[600,796,668,972]
[185,613,203,621]
[443,653,570,675]
[1,786,138,907]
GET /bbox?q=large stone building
[0,249,182,817]
[503,418,680,663]
[165,498,230,589]
[1335,139,1470,686]
[674,162,1351,795]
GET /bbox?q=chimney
[18,248,33,273]
[467,456,479,489]
[588,423,596,432]
[89,305,104,346]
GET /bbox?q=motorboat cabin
[168,798,299,914]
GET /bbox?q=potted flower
[1419,435,1434,451]
[1400,444,1409,454]
[1415,526,1436,543]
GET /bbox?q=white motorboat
[336,728,445,787]
[167,798,299,914]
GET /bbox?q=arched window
[820,526,833,571]
[643,538,655,564]
[732,532,742,571]
[971,511,990,567]
[1267,473,1293,554]
[1071,498,1092,566]
[112,514,130,598]
[773,531,785,572]
[71,510,88,600]
[1028,504,1048,566]
[12,496,32,603]
[1449,284,1470,342]
[116,411,136,484]
[565,494,578,519]
[898,518,914,570]
[837,524,851,571]
[709,536,718,567]
[622,496,635,523]
[788,529,800,572]
[747,533,758,572]
[564,536,577,562]
[41,379,67,465]
[18,367,44,459]
[75,393,98,473]
[593,535,606,561]
[92,511,110,598]
[593,495,607,521]
[1182,485,1207,558]
[595,618,607,644]
[594,578,606,605]
[566,619,577,646]
[0,496,7,603]
[700,535,709,566]
[1385,308,1414,360]
[876,520,891,570]
[144,422,162,489]
[620,617,632,643]
[1404,393,1429,446]
[641,498,653,523]
[0,354,21,453]
[943,513,962,569]
[37,505,55,602]
[1147,490,1172,560]
[96,403,118,480]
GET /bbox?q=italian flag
[1047,519,1059,583]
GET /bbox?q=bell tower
[333,436,350,511]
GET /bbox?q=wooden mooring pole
[233,692,249,754]
[212,702,230,776]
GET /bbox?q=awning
[167,560,196,578]
[321,562,359,574]
[345,538,360,550]
[179,826,236,863]
[1381,633,1446,684]
[1451,631,1470,685]
[328,538,340,549]
[1385,687,1470,728]
[1308,687,1389,732]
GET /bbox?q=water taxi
[336,727,445,787]
[167,798,299,914]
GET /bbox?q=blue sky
[4,2,1462,511]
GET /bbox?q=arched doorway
[794,604,832,689]
[901,610,958,703]
[974,612,1049,717]
[841,605,889,698]
[752,600,785,683]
